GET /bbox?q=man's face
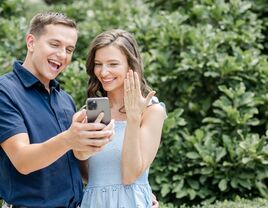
[25,24,78,87]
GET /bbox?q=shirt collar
[13,60,60,90]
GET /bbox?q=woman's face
[94,45,129,93]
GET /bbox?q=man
[0,12,113,208]
[0,12,159,208]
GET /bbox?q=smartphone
[86,97,111,124]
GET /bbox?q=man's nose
[56,49,67,59]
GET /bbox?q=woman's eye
[109,63,118,67]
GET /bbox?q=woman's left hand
[124,70,155,121]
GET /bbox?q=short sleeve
[0,85,27,143]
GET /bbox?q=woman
[75,29,166,208]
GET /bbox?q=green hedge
[139,0,268,206]
[159,197,268,208]
[183,197,268,208]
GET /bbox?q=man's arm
[1,110,112,174]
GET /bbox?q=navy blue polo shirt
[0,61,83,207]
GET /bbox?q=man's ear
[25,34,35,52]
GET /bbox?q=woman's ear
[25,34,35,52]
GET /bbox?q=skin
[24,24,77,91]
[93,45,165,207]
[1,24,114,175]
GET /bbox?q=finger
[103,119,114,129]
[129,70,135,90]
[95,112,104,123]
[81,129,113,139]
[126,72,130,91]
[80,122,106,131]
[124,76,130,108]
[103,119,115,132]
[124,79,129,111]
[81,145,105,153]
[133,71,140,91]
[82,117,87,123]
[85,138,110,147]
[145,91,156,106]
[124,78,128,95]
[107,133,114,141]
[73,109,87,123]
[85,146,103,152]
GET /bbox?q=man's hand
[152,193,159,208]
[65,110,113,151]
[70,110,114,160]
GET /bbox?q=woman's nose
[100,65,109,75]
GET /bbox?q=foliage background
[1,0,268,207]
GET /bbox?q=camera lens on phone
[88,100,97,110]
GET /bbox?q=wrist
[127,115,142,124]
[59,130,73,151]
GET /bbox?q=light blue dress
[81,97,165,208]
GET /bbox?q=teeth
[48,59,62,70]
[103,78,114,82]
[49,59,61,65]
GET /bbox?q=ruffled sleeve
[148,96,168,119]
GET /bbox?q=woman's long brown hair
[86,29,151,99]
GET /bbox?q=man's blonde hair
[28,12,77,37]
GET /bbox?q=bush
[1,0,268,207]
[160,197,268,208]
[182,197,268,208]
[144,0,268,206]
[249,0,268,54]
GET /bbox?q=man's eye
[50,43,59,47]
[66,49,74,54]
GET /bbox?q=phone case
[86,97,111,124]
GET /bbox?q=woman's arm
[121,70,165,184]
[121,104,165,184]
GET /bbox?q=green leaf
[219,178,228,191]
[187,178,200,190]
[160,183,171,197]
[216,147,227,162]
[186,152,200,159]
